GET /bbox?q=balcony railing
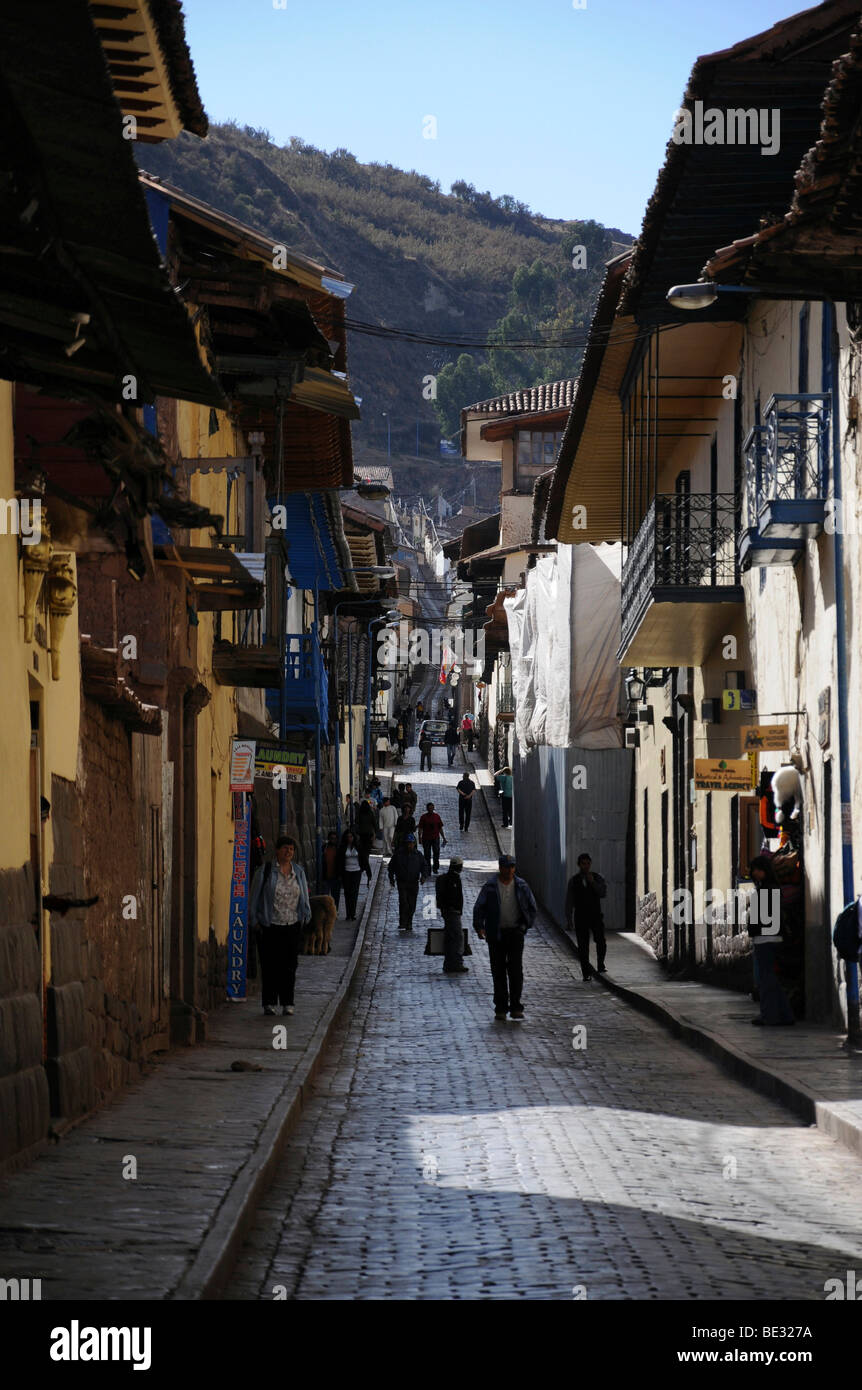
[620,493,739,658]
[762,393,829,513]
[497,682,514,714]
[265,630,329,729]
[739,394,830,567]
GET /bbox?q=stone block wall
[0,863,49,1168]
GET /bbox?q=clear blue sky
[181,0,812,236]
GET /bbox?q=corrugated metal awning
[271,491,355,592]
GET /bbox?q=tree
[432,354,495,437]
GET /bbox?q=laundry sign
[694,758,753,791]
[254,745,308,783]
[741,724,789,752]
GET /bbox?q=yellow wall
[176,401,245,948]
[0,380,32,870]
[0,382,81,897]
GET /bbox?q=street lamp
[625,671,645,705]
[666,281,829,311]
[381,412,391,459]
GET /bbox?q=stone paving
[224,744,862,1301]
[0,892,370,1299]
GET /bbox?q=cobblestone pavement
[225,745,862,1301]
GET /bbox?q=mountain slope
[138,123,632,493]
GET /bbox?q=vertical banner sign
[228,797,251,1001]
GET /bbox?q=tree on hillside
[433,353,495,438]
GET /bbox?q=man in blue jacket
[473,853,537,1020]
[248,836,312,1016]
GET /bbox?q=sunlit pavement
[225,743,862,1300]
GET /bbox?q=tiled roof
[354,464,394,486]
[703,17,862,298]
[465,379,578,416]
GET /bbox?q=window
[514,430,563,491]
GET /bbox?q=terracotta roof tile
[465,378,578,416]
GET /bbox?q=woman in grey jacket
[248,837,312,1016]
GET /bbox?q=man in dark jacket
[456,772,476,831]
[473,854,537,1020]
[444,723,460,767]
[354,798,377,875]
[419,731,433,772]
[436,856,466,974]
[392,808,416,852]
[388,834,429,930]
[565,853,608,981]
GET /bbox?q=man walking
[565,853,608,981]
[419,729,433,772]
[444,722,459,767]
[456,771,476,831]
[418,801,446,874]
[473,853,537,1020]
[379,796,398,854]
[388,833,429,931]
[374,729,389,770]
[354,797,378,875]
[402,782,418,819]
[249,837,312,1016]
[436,856,467,974]
[461,712,475,752]
[494,766,513,828]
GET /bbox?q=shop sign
[227,801,251,1001]
[694,757,753,791]
[722,689,757,711]
[254,745,308,782]
[740,724,789,752]
[229,738,256,791]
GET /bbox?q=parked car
[418,718,449,746]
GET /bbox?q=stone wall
[46,773,95,1123]
[636,891,664,960]
[0,863,49,1169]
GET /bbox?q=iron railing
[762,393,829,504]
[497,682,514,713]
[621,493,738,652]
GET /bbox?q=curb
[469,750,862,1160]
[589,960,862,1159]
[171,859,383,1300]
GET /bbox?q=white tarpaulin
[505,543,622,750]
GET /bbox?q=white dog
[771,764,803,824]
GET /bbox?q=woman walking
[248,837,312,1016]
[337,829,364,921]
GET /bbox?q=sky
[181,0,816,236]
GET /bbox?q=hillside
[138,124,633,498]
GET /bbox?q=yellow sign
[694,758,753,791]
[741,724,789,752]
[747,750,759,789]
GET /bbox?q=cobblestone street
[225,746,862,1301]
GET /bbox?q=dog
[771,764,803,824]
[303,895,337,955]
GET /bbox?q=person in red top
[417,801,446,875]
